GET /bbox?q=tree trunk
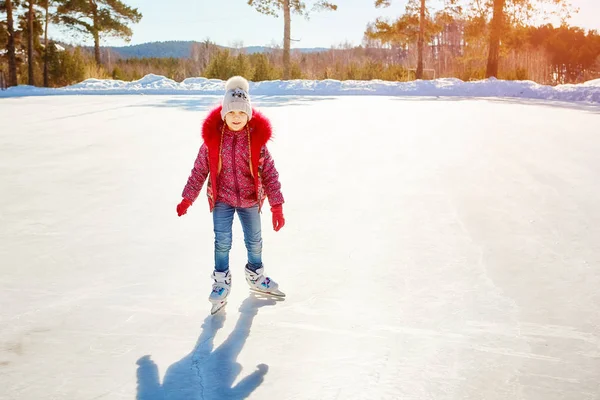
[44,0,50,87]
[6,0,19,86]
[416,0,425,79]
[28,1,35,86]
[486,0,505,78]
[90,0,101,65]
[93,33,101,65]
[283,0,291,80]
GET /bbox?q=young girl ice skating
[176,76,285,314]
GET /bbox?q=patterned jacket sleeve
[181,144,209,203]
[262,146,284,206]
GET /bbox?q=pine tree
[45,38,58,83]
[485,0,575,79]
[247,0,337,80]
[485,0,505,78]
[251,53,274,81]
[232,52,252,77]
[45,42,88,86]
[367,0,437,79]
[0,15,4,47]
[204,49,234,80]
[416,0,425,79]
[41,0,52,87]
[25,0,34,84]
[56,0,141,65]
[1,0,19,85]
[18,0,43,85]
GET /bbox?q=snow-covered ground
[1,87,600,399]
[1,74,600,103]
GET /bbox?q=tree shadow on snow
[129,95,333,112]
[252,95,335,108]
[136,293,283,400]
[390,95,600,114]
[486,97,600,114]
[128,96,222,112]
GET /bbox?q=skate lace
[212,277,231,285]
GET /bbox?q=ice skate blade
[210,300,227,315]
[250,288,286,298]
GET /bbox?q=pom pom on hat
[221,76,252,120]
[225,76,250,92]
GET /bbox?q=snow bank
[582,78,600,87]
[1,74,600,103]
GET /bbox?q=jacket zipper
[232,134,241,206]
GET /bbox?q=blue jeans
[213,202,263,272]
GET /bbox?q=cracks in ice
[191,333,215,400]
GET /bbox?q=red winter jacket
[181,106,284,212]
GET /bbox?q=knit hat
[220,76,252,121]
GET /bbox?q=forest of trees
[1,0,599,89]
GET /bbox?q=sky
[50,0,600,49]
[1,90,600,399]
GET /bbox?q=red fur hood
[201,106,272,148]
[181,105,283,212]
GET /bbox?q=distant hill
[97,41,329,59]
[106,41,197,59]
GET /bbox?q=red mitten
[177,198,193,216]
[271,204,285,232]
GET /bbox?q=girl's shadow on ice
[136,293,282,400]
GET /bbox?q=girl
[176,76,285,313]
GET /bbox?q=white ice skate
[209,270,231,315]
[245,265,285,297]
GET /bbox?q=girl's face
[224,111,249,131]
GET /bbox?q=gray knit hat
[220,76,252,120]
